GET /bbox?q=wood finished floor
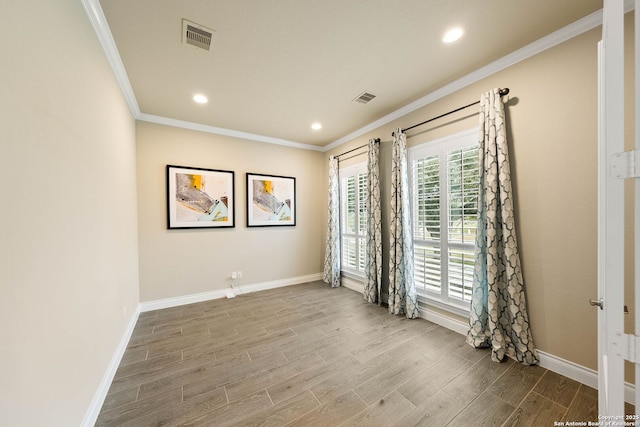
[96,281,600,427]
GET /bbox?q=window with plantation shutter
[409,128,479,312]
[339,162,367,276]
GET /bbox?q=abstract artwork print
[246,173,296,227]
[166,165,235,229]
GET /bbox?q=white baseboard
[419,306,469,336]
[139,288,229,312]
[341,276,364,293]
[139,273,323,312]
[238,273,323,295]
[81,306,140,427]
[84,273,322,424]
[425,308,640,404]
[418,305,637,402]
[341,276,389,304]
[536,350,598,390]
[626,382,636,405]
[343,277,637,404]
[87,273,636,422]
[536,351,636,404]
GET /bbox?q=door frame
[598,0,627,416]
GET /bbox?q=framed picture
[246,173,296,227]
[166,165,235,229]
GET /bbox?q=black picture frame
[166,165,235,229]
[246,173,296,227]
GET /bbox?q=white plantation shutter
[448,247,475,301]
[412,154,441,293]
[447,146,479,245]
[358,238,366,271]
[342,237,357,269]
[358,173,367,234]
[341,175,357,269]
[344,176,356,234]
[413,155,440,241]
[414,246,441,293]
[340,163,367,276]
[357,173,367,271]
[446,145,479,302]
[409,129,479,310]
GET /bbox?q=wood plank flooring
[96,281,600,426]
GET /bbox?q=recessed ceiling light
[442,27,464,44]
[311,123,322,130]
[193,94,208,104]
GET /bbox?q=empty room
[2,0,638,426]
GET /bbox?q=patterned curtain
[364,138,382,304]
[388,129,419,318]
[323,156,341,288]
[466,89,539,365]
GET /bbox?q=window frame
[339,161,368,278]
[408,128,480,315]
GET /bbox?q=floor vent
[182,19,214,51]
[353,91,377,104]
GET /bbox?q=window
[409,129,479,312]
[340,162,367,276]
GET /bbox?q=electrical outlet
[231,272,237,279]
[237,271,243,279]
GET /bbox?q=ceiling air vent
[353,91,377,104]
[182,19,214,51]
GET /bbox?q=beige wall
[136,122,324,302]
[0,2,632,423]
[0,1,140,426]
[325,26,602,370]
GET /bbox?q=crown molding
[81,0,140,117]
[84,0,616,153]
[323,7,606,152]
[137,113,325,151]
[82,0,322,151]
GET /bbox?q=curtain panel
[323,156,341,288]
[364,138,382,304]
[389,129,420,319]
[466,89,539,365]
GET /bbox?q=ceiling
[97,0,603,148]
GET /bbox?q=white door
[598,0,640,416]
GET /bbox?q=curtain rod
[397,87,510,135]
[334,138,380,159]
[333,88,509,158]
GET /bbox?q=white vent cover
[182,19,214,51]
[353,91,377,104]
